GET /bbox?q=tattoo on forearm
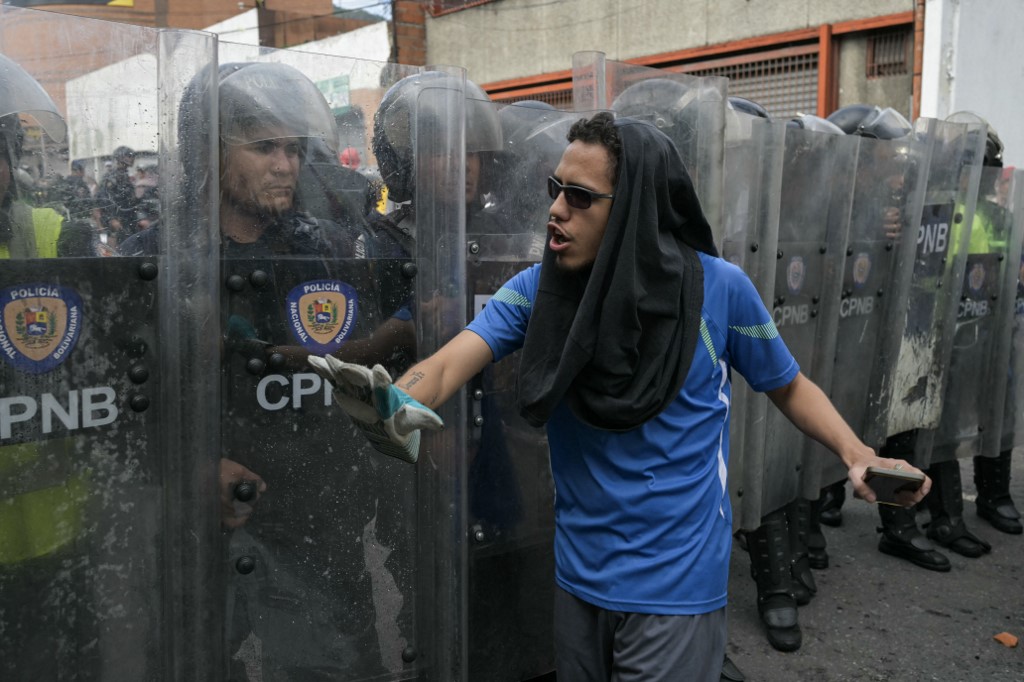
[400,371,425,392]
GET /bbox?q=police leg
[746,508,801,651]
[806,496,829,569]
[876,431,951,571]
[817,480,846,527]
[974,450,1023,534]
[784,498,817,601]
[925,458,992,556]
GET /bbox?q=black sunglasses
[547,176,614,210]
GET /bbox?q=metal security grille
[679,44,820,121]
[866,28,911,78]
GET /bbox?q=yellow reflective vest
[0,202,86,564]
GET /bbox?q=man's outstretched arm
[766,371,932,505]
[395,330,495,410]
[309,329,495,463]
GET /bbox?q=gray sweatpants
[554,586,727,682]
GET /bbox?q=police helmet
[498,100,570,163]
[827,103,911,139]
[0,54,66,203]
[0,53,67,152]
[728,96,771,120]
[113,145,135,162]
[372,71,502,203]
[218,62,338,149]
[946,111,1004,168]
[611,78,702,147]
[499,99,556,151]
[826,103,878,134]
[985,129,1004,168]
[787,114,845,135]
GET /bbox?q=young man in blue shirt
[311,112,930,681]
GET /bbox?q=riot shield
[926,163,1024,464]
[871,118,985,453]
[571,51,727,246]
[461,100,578,680]
[0,7,220,681]
[996,169,1024,451]
[740,125,857,518]
[718,110,786,531]
[813,132,930,491]
[207,45,474,681]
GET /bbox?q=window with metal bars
[866,28,911,78]
[489,45,822,119]
[681,45,819,120]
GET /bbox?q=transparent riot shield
[813,133,930,491]
[742,126,857,518]
[571,51,727,245]
[410,76,471,681]
[207,44,468,681]
[996,169,1024,452]
[872,118,986,453]
[0,7,219,681]
[925,163,1024,464]
[462,100,578,679]
[718,111,786,531]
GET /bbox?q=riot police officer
[965,126,1022,537]
[923,116,1015,555]
[119,61,394,680]
[740,110,852,653]
[369,70,504,259]
[815,104,917,532]
[0,55,69,260]
[0,52,96,681]
[95,144,139,241]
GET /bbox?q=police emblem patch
[0,283,83,374]
[286,279,358,354]
[967,261,986,295]
[787,256,805,295]
[852,252,872,288]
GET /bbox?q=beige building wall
[426,0,914,85]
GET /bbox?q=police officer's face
[428,153,482,204]
[221,134,301,216]
[547,140,615,271]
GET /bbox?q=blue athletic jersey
[466,253,799,614]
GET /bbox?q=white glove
[308,356,443,463]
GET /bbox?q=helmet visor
[219,62,337,147]
[0,54,67,144]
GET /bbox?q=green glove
[308,355,443,463]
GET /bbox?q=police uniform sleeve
[465,264,539,362]
[723,265,799,392]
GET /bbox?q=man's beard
[223,191,293,221]
[553,255,594,280]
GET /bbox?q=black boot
[785,498,818,602]
[818,480,846,527]
[974,450,1022,534]
[925,460,991,557]
[877,504,950,571]
[807,496,829,569]
[747,509,801,651]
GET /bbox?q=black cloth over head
[517,117,717,431]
